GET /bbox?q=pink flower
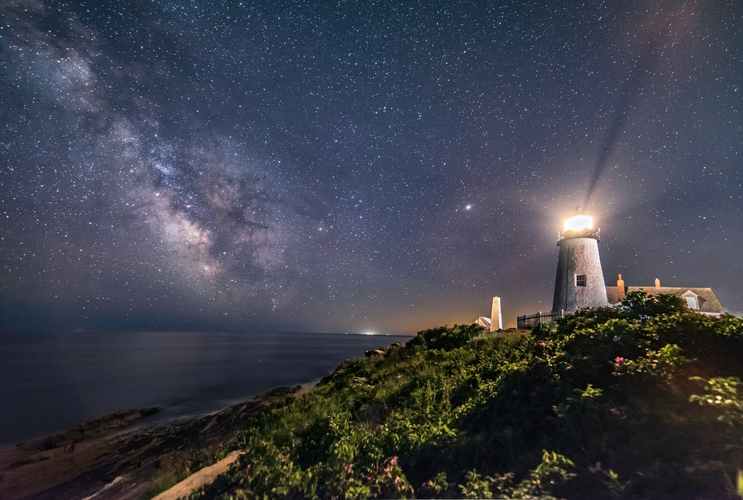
[383,456,399,475]
[614,356,625,367]
[609,407,626,418]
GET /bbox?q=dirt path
[153,450,242,500]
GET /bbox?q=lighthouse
[552,214,608,314]
[516,213,726,329]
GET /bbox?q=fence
[516,310,566,329]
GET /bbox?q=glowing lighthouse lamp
[562,214,594,234]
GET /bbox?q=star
[0,0,740,335]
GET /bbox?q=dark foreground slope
[0,388,298,499]
[199,292,743,499]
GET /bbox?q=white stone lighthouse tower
[552,215,608,314]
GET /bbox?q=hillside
[191,292,743,499]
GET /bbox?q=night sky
[1,0,742,335]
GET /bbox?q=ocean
[0,330,407,445]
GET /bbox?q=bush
[196,293,743,499]
[407,324,484,351]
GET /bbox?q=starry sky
[1,0,742,335]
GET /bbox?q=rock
[152,451,242,500]
[365,348,386,357]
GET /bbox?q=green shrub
[407,324,484,351]
[196,292,743,499]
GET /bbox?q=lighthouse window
[576,274,587,287]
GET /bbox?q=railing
[516,310,566,329]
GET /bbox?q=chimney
[616,273,626,300]
[655,277,662,288]
[490,296,503,332]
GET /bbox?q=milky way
[1,0,742,333]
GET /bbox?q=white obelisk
[490,296,503,332]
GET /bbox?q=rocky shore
[0,385,306,499]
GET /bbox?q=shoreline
[0,335,403,499]
[0,377,321,450]
[0,381,317,499]
[1,331,408,447]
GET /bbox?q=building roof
[606,285,725,314]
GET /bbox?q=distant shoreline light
[342,331,408,337]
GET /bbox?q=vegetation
[197,292,743,499]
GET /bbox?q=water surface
[1,330,405,444]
